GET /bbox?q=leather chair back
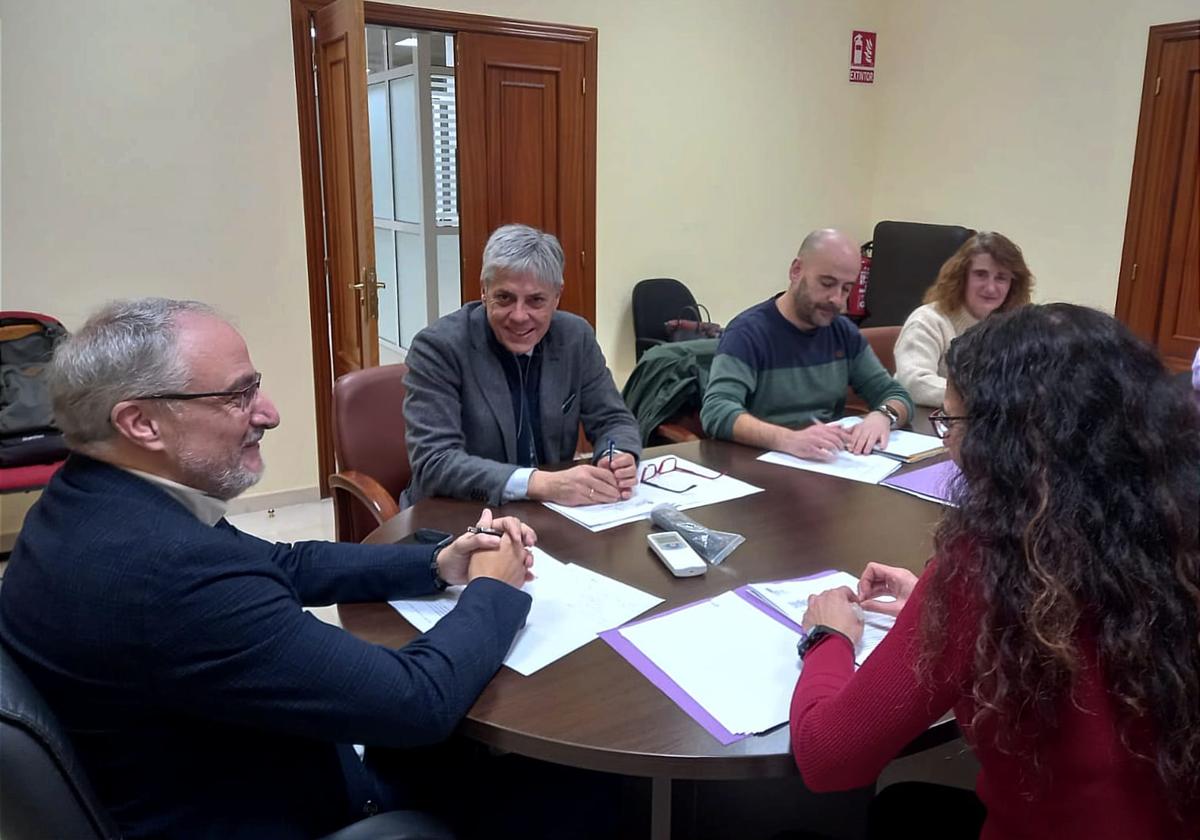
[860,221,974,328]
[332,364,411,542]
[0,635,120,839]
[845,325,903,413]
[862,325,902,374]
[631,278,698,360]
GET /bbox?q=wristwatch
[429,536,455,591]
[796,624,852,659]
[874,403,900,429]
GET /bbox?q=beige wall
[0,0,1192,542]
[0,0,316,540]
[869,0,1197,310]
[386,0,882,381]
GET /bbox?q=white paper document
[389,548,663,676]
[757,448,901,485]
[617,591,803,736]
[835,417,945,462]
[746,571,896,666]
[544,455,763,532]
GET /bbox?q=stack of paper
[390,547,663,676]
[543,455,763,532]
[609,591,803,739]
[744,571,896,666]
[601,570,899,744]
[835,416,945,463]
[757,448,901,485]
[880,459,961,506]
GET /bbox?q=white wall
[0,0,316,540]
[868,0,1197,310]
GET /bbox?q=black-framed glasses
[928,407,969,440]
[639,456,723,494]
[133,373,262,413]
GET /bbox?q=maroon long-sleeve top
[789,561,1192,839]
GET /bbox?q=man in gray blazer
[403,224,642,507]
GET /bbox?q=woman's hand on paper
[802,587,864,645]
[857,562,918,616]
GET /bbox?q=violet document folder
[599,571,834,745]
[880,459,961,506]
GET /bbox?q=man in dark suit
[0,297,535,840]
[403,224,641,507]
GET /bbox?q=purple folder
[599,571,834,745]
[880,459,960,506]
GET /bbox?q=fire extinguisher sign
[850,31,876,84]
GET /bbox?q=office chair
[0,590,454,840]
[859,221,974,328]
[631,278,699,361]
[330,364,411,543]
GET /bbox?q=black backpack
[0,312,70,468]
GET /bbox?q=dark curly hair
[921,303,1200,810]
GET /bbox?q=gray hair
[480,224,564,292]
[49,298,217,449]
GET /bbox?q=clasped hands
[781,412,892,462]
[527,450,637,506]
[801,562,919,646]
[436,508,537,589]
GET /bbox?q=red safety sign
[850,31,876,84]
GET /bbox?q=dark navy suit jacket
[0,455,530,839]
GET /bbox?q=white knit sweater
[894,304,979,407]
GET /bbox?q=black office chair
[631,278,698,361]
[0,639,121,839]
[0,600,454,840]
[859,221,975,328]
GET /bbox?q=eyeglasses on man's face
[928,407,969,440]
[639,456,723,494]
[133,373,263,413]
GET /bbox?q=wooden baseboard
[224,486,322,515]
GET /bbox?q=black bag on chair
[665,304,722,342]
[0,313,70,467]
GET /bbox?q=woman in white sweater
[895,231,1034,406]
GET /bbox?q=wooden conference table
[340,426,954,837]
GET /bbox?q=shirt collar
[121,467,228,526]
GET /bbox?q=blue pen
[606,438,615,467]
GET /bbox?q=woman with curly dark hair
[789,304,1200,838]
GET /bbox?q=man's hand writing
[597,450,637,499]
[782,422,851,462]
[528,464,621,506]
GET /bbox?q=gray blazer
[402,302,641,506]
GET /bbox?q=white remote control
[647,531,707,577]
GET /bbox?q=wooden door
[456,33,594,324]
[315,0,380,378]
[1116,20,1200,373]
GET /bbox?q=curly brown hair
[923,231,1034,315]
[921,304,1200,814]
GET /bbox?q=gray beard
[175,448,262,501]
